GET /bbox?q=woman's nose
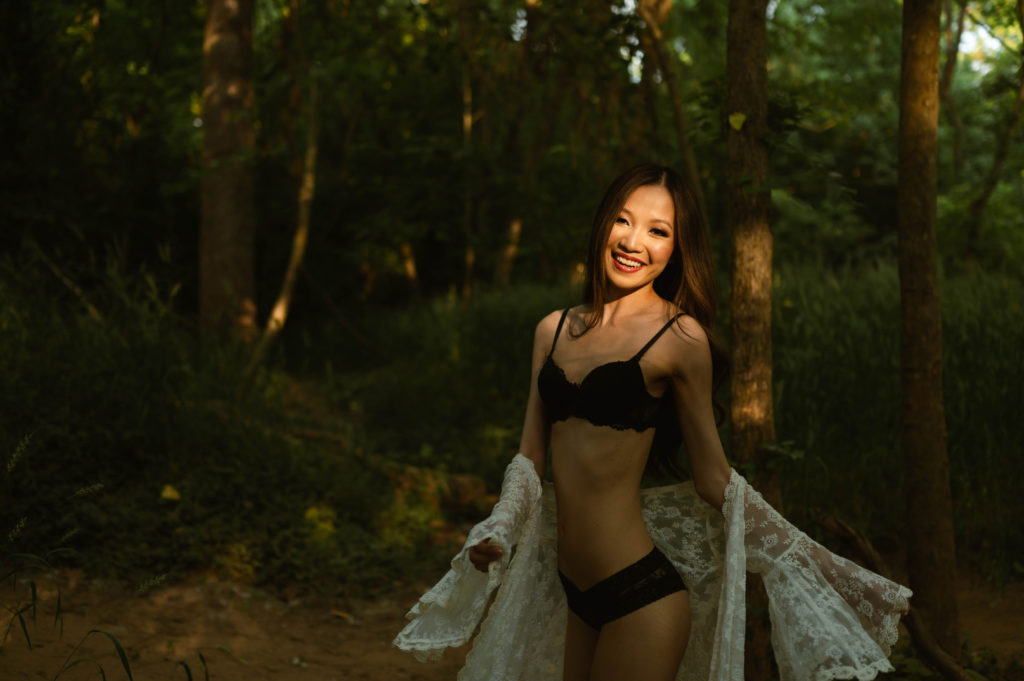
[619,228,641,251]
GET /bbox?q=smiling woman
[605,184,676,287]
[394,164,911,681]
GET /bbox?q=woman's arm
[517,311,560,480]
[668,316,732,510]
[468,311,558,572]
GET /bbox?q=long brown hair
[580,163,729,479]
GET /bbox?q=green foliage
[2,0,1023,603]
[0,262,426,593]
[314,284,574,486]
[773,262,1024,578]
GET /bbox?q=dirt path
[3,572,1022,680]
[1,573,467,681]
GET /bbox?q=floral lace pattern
[721,473,912,681]
[392,454,543,664]
[393,463,911,681]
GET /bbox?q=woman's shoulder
[534,305,588,334]
[533,308,567,347]
[665,311,708,347]
[658,310,711,370]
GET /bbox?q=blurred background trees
[1,0,1022,649]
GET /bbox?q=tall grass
[0,262,413,592]
[773,262,1024,578]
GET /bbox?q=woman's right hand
[468,538,504,572]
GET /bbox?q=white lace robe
[394,454,911,681]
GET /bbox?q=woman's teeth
[614,254,643,268]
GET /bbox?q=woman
[394,164,910,681]
[471,163,727,681]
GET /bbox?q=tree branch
[31,242,103,323]
[637,0,709,227]
[245,77,318,380]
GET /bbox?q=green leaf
[87,630,134,681]
[728,112,747,131]
[176,661,194,681]
[198,652,209,681]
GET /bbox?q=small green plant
[1,437,130,678]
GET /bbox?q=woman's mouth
[612,252,645,273]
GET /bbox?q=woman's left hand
[468,538,504,572]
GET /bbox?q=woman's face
[603,184,676,296]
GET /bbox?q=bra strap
[633,313,684,360]
[550,309,570,353]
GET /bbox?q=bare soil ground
[2,571,1022,681]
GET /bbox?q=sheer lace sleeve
[392,454,543,662]
[722,470,912,681]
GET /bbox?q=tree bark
[898,0,960,657]
[400,242,421,297]
[637,0,708,227]
[200,0,256,339]
[246,78,319,379]
[460,58,475,302]
[726,2,778,679]
[493,218,522,287]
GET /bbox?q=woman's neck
[599,284,665,324]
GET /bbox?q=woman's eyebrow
[622,207,672,229]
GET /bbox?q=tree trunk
[246,78,319,380]
[494,218,522,287]
[637,0,708,227]
[400,242,421,297]
[726,2,778,679]
[460,61,475,302]
[638,29,662,143]
[898,0,960,658]
[200,0,256,339]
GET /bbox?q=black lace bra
[537,309,683,431]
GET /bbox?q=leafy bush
[313,283,575,485]
[0,261,423,592]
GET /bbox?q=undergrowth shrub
[314,284,576,485]
[773,262,1024,579]
[0,261,420,592]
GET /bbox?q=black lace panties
[558,546,686,631]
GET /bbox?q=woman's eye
[615,217,629,225]
[652,228,669,237]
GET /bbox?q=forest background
[1,0,1023,677]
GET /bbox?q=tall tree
[898,0,960,657]
[637,0,708,226]
[726,1,777,678]
[200,0,256,338]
